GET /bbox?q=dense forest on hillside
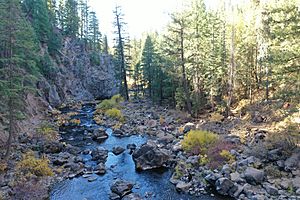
[0,0,299,199]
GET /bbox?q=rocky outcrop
[38,39,118,107]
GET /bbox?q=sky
[89,0,187,42]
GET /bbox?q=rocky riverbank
[1,98,299,200]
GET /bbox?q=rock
[204,173,222,185]
[292,177,300,189]
[132,141,170,170]
[42,141,63,154]
[186,155,200,166]
[183,122,196,133]
[296,188,300,195]
[263,183,278,195]
[224,134,241,145]
[92,128,108,143]
[126,144,136,151]
[230,172,243,183]
[215,178,234,195]
[109,192,120,200]
[267,148,283,161]
[230,184,244,198]
[146,119,157,128]
[157,132,174,144]
[122,193,143,200]
[95,163,106,175]
[110,179,133,197]
[244,167,265,185]
[53,157,68,166]
[112,146,125,155]
[284,151,300,171]
[113,129,125,137]
[172,142,182,152]
[74,156,84,163]
[221,164,232,175]
[279,178,291,190]
[176,181,192,192]
[91,147,108,163]
[88,176,97,182]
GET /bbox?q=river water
[50,104,223,200]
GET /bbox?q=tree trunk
[226,10,235,117]
[180,26,192,114]
[115,9,129,101]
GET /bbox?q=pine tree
[113,5,129,100]
[88,11,102,51]
[0,0,38,160]
[63,0,79,38]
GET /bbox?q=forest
[0,0,299,200]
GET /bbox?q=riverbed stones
[132,141,170,170]
[244,167,265,185]
[263,183,278,195]
[91,147,108,163]
[176,181,192,192]
[92,128,108,143]
[112,146,125,155]
[110,179,133,198]
[95,163,106,175]
[122,193,142,200]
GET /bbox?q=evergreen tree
[113,5,129,100]
[88,11,102,51]
[63,0,79,38]
[0,0,38,160]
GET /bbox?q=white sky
[88,0,220,44]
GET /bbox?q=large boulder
[215,178,235,195]
[91,147,108,163]
[244,167,265,185]
[110,179,133,198]
[284,151,300,171]
[92,128,108,143]
[132,141,170,170]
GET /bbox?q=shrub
[70,118,81,125]
[13,179,49,200]
[36,123,59,141]
[97,99,116,111]
[111,94,124,103]
[181,130,219,155]
[105,108,125,121]
[206,140,236,169]
[0,162,7,173]
[16,151,53,177]
[96,94,124,111]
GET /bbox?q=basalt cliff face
[37,39,118,107]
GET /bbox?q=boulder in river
[92,128,108,143]
[95,163,106,175]
[91,147,108,163]
[110,179,133,198]
[132,141,170,170]
[112,146,125,155]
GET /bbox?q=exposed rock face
[132,141,170,170]
[38,39,118,107]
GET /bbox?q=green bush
[105,108,124,121]
[96,94,124,111]
[16,151,53,177]
[111,94,124,103]
[181,130,219,155]
[36,123,59,141]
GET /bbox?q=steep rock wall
[37,39,118,107]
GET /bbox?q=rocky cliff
[37,38,118,107]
